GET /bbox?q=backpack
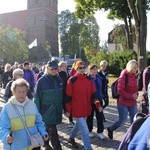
[118,113,150,150]
[111,74,128,99]
[141,91,149,114]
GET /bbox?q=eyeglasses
[50,68,58,70]
[78,67,85,70]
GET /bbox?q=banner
[28,39,37,49]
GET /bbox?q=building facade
[0,0,59,56]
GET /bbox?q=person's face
[15,74,23,79]
[12,86,27,103]
[77,65,85,74]
[100,64,107,71]
[24,64,30,70]
[89,67,98,76]
[48,67,58,76]
[130,65,138,74]
[60,64,67,72]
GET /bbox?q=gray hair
[100,60,108,67]
[58,61,67,68]
[13,68,24,78]
[11,78,29,93]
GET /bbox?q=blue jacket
[23,69,35,89]
[88,74,103,102]
[128,116,150,150]
[0,97,47,150]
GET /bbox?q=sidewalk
[0,88,142,150]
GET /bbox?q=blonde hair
[58,61,67,68]
[100,60,108,67]
[13,68,23,78]
[11,78,29,93]
[126,59,138,72]
[4,63,11,72]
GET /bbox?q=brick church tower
[27,0,59,56]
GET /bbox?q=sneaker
[69,122,75,128]
[107,127,113,139]
[97,133,105,140]
[68,138,79,149]
[89,132,94,137]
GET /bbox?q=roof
[108,24,125,44]
[0,10,27,31]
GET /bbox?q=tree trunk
[127,0,147,71]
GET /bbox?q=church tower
[27,0,59,56]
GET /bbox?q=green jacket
[34,73,63,125]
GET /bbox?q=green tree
[28,41,50,62]
[58,10,100,61]
[0,24,28,63]
[74,0,150,71]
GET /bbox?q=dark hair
[23,61,29,67]
[88,64,98,71]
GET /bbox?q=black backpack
[111,74,128,99]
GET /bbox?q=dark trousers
[45,125,62,150]
[87,105,104,133]
[103,92,109,108]
[69,115,73,122]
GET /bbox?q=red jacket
[65,73,100,118]
[117,69,138,107]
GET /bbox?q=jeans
[110,104,137,131]
[70,117,93,150]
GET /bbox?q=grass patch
[108,74,118,86]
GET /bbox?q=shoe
[89,132,94,137]
[107,127,113,139]
[97,133,105,140]
[69,122,75,128]
[68,138,79,149]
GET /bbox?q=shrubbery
[91,50,137,76]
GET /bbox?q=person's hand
[133,93,138,100]
[65,112,70,117]
[98,107,103,112]
[43,135,49,141]
[7,133,13,144]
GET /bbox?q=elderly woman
[0,78,48,150]
[107,59,138,140]
[3,68,33,102]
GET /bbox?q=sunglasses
[78,66,85,70]
[50,68,58,70]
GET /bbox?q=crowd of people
[0,58,146,150]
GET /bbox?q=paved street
[0,88,142,150]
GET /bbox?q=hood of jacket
[9,96,29,107]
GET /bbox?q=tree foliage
[28,41,50,63]
[58,10,100,61]
[74,0,150,71]
[91,50,137,76]
[0,23,28,64]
